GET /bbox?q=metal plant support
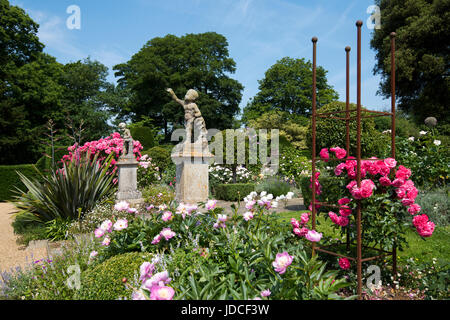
[310,21,397,299]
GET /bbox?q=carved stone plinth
[116,157,142,203]
[171,147,214,204]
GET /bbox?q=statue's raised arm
[166,88,184,107]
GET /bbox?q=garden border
[309,20,398,299]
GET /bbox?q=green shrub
[0,164,42,201]
[130,126,156,150]
[142,184,175,206]
[255,177,291,197]
[45,218,71,241]
[306,101,390,158]
[76,252,153,300]
[142,146,173,174]
[12,152,116,223]
[214,183,255,201]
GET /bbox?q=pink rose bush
[309,146,435,244]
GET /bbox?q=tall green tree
[370,0,450,124]
[113,32,244,140]
[242,57,338,124]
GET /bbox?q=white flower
[419,130,427,135]
[114,201,129,211]
[260,191,267,197]
[271,201,278,208]
[286,192,294,200]
[433,140,441,146]
[408,137,415,141]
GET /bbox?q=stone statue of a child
[118,122,133,157]
[166,88,208,150]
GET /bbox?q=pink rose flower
[339,205,352,217]
[114,201,130,211]
[319,148,329,162]
[335,163,346,176]
[392,178,405,187]
[272,252,294,274]
[379,176,392,186]
[408,203,421,215]
[338,198,351,205]
[330,147,347,159]
[384,157,397,169]
[338,257,351,270]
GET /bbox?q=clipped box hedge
[0,164,42,201]
[214,183,255,201]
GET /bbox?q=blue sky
[11,0,392,113]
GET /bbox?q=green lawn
[277,211,450,264]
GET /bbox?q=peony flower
[114,201,130,211]
[161,211,173,222]
[305,230,322,242]
[127,207,138,214]
[113,219,128,231]
[139,262,155,282]
[94,228,105,238]
[272,252,294,274]
[151,234,162,244]
[160,228,176,240]
[293,227,309,237]
[100,220,113,232]
[286,192,294,200]
[245,200,256,210]
[243,211,254,221]
[101,236,111,246]
[143,270,171,289]
[205,199,217,211]
[132,289,147,300]
[338,258,351,270]
[218,214,228,222]
[433,140,441,146]
[291,218,300,229]
[89,251,98,259]
[149,285,175,300]
[419,130,427,135]
[146,204,154,211]
[300,212,310,225]
[261,289,271,297]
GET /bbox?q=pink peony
[127,207,138,214]
[338,257,351,270]
[245,200,256,211]
[272,252,294,274]
[151,234,162,244]
[260,289,271,297]
[243,211,254,221]
[143,270,171,289]
[101,236,110,246]
[94,228,105,238]
[291,218,300,229]
[160,228,176,240]
[149,285,175,300]
[161,211,173,222]
[305,230,322,242]
[205,199,217,211]
[99,220,113,233]
[300,212,310,225]
[293,227,309,237]
[114,201,130,211]
[139,262,155,282]
[113,219,128,231]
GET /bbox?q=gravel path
[0,203,48,274]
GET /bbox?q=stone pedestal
[116,156,142,203]
[171,146,214,204]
